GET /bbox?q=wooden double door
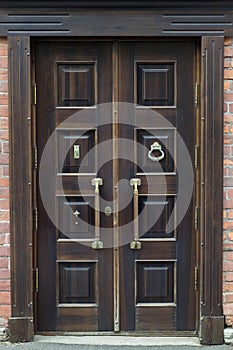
[36,40,197,333]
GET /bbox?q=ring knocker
[148,141,165,162]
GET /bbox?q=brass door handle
[148,141,165,162]
[130,178,142,250]
[91,177,103,193]
[91,177,103,249]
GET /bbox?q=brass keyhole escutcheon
[104,206,112,216]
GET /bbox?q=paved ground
[0,336,232,350]
[0,345,231,350]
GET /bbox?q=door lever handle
[130,178,141,192]
[91,177,103,249]
[130,178,142,250]
[91,177,103,193]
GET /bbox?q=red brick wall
[0,36,232,328]
[0,38,10,328]
[224,37,233,326]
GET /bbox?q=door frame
[7,10,224,345]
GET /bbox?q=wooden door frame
[7,12,224,344]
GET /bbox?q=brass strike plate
[73,145,80,159]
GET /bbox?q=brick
[224,158,233,166]
[0,57,8,69]
[224,293,233,303]
[0,130,8,140]
[0,178,9,187]
[0,69,8,81]
[227,232,233,241]
[228,210,233,219]
[223,179,233,188]
[223,261,233,271]
[0,106,8,117]
[0,269,10,279]
[0,246,10,257]
[225,80,230,91]
[224,124,229,133]
[224,47,233,57]
[0,188,9,199]
[0,280,10,291]
[223,283,233,292]
[0,222,9,233]
[0,211,9,221]
[0,118,8,129]
[227,189,233,199]
[0,95,8,105]
[224,114,233,123]
[224,199,233,208]
[0,200,9,211]
[0,305,10,317]
[223,304,233,315]
[223,243,233,251]
[0,154,9,166]
[225,92,233,102]
[225,61,231,68]
[0,81,8,94]
[225,252,233,261]
[0,45,8,57]
[227,168,233,177]
[223,222,233,231]
[0,292,10,304]
[224,135,233,144]
[229,104,233,113]
[225,70,233,79]
[0,234,9,244]
[2,166,9,176]
[225,273,233,282]
[2,142,9,153]
[0,257,8,269]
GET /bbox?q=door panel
[36,40,197,332]
[36,42,114,331]
[118,42,196,331]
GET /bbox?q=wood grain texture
[8,36,34,342]
[0,8,233,36]
[200,36,224,345]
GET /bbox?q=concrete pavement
[0,335,232,350]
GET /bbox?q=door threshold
[36,331,197,337]
[35,334,200,346]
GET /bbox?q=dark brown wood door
[118,42,196,331]
[36,40,197,332]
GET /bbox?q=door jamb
[8,35,224,344]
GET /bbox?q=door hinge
[195,82,201,107]
[33,207,38,231]
[32,84,37,105]
[195,145,199,168]
[195,266,199,291]
[195,206,199,231]
[33,146,38,170]
[33,268,39,293]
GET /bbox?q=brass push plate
[73,145,80,159]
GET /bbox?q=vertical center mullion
[112,41,120,332]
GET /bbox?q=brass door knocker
[148,141,165,162]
